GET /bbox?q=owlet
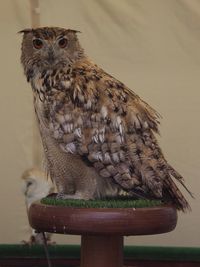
[21,168,55,244]
[19,27,192,211]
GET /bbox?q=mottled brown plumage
[19,27,192,211]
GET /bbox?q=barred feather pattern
[20,27,191,211]
[30,58,191,211]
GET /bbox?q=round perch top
[28,198,177,236]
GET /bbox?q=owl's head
[21,168,54,208]
[19,27,84,79]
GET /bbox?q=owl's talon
[56,192,89,200]
[56,192,65,199]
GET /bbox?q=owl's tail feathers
[164,165,194,212]
[167,164,194,198]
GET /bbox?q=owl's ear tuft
[18,28,33,34]
[67,29,81,34]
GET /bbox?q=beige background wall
[0,0,199,246]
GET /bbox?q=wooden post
[81,235,123,267]
[29,203,177,267]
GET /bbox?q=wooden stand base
[28,203,177,267]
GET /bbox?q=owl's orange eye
[33,39,43,49]
[58,38,68,48]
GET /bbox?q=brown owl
[19,27,192,211]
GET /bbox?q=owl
[19,27,192,211]
[21,168,55,244]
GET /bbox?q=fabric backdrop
[0,0,199,246]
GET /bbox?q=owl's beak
[47,49,55,65]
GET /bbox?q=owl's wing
[47,64,191,210]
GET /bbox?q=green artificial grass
[41,196,162,208]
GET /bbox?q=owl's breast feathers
[32,58,192,211]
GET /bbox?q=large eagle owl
[19,27,192,211]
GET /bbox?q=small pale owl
[21,168,54,244]
[21,168,54,209]
[19,27,192,211]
